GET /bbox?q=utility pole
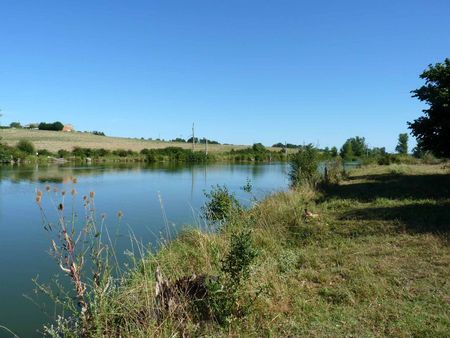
[192,122,195,151]
[285,141,288,159]
[205,137,208,156]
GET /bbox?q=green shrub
[16,139,35,155]
[57,149,71,158]
[202,185,241,221]
[208,228,258,324]
[289,145,320,188]
[37,149,53,156]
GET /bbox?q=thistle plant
[35,178,112,336]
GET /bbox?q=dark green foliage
[340,136,367,159]
[220,229,257,285]
[9,122,22,128]
[408,58,450,158]
[37,149,53,156]
[251,143,266,153]
[289,145,320,188]
[0,141,27,162]
[72,147,92,158]
[377,154,399,165]
[38,121,64,131]
[141,147,213,163]
[198,138,220,144]
[187,137,199,143]
[208,228,258,324]
[228,143,284,162]
[0,142,13,162]
[396,133,409,154]
[340,141,353,159]
[202,185,241,221]
[272,142,302,149]
[91,131,105,136]
[72,147,113,158]
[330,146,338,157]
[57,149,71,158]
[112,149,134,157]
[171,137,186,143]
[16,139,35,154]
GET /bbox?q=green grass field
[0,128,279,153]
[43,163,449,337]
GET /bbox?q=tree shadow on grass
[324,173,450,202]
[339,201,450,234]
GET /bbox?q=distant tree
[408,59,450,158]
[395,133,409,154]
[330,146,338,157]
[252,143,266,152]
[16,139,35,154]
[57,149,70,158]
[91,131,105,136]
[198,138,220,144]
[38,121,64,131]
[340,141,353,159]
[171,138,186,143]
[340,136,367,159]
[370,147,386,156]
[9,122,22,128]
[186,137,199,144]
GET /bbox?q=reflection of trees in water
[0,162,285,184]
[251,164,265,178]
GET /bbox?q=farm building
[62,124,74,132]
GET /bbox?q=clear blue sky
[1,0,449,151]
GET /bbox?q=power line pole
[192,122,195,151]
[205,137,208,156]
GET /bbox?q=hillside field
[0,129,268,153]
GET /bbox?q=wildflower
[117,211,123,218]
[61,190,66,196]
[53,186,58,193]
[35,195,42,204]
[83,195,88,201]
[89,191,95,198]
[45,185,51,192]
[71,188,77,196]
[72,177,78,184]
[36,189,43,197]
[58,203,64,211]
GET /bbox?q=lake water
[0,163,289,337]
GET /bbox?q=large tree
[408,59,450,158]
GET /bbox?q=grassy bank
[40,164,450,337]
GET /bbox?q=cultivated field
[0,129,259,153]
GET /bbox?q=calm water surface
[0,163,288,337]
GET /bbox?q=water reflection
[0,162,288,338]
